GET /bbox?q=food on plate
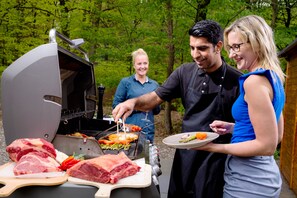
[195,132,207,140]
[67,152,140,184]
[59,153,84,171]
[13,152,61,175]
[6,138,57,162]
[179,132,208,143]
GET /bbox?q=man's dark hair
[189,20,223,45]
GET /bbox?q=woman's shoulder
[242,70,274,93]
[241,69,279,82]
[119,75,135,83]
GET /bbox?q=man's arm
[112,91,163,122]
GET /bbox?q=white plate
[162,132,219,149]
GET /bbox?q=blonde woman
[195,15,285,197]
[112,48,160,143]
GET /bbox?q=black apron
[168,64,232,198]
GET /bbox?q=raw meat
[6,138,56,162]
[13,152,61,175]
[67,152,140,184]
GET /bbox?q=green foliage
[0,66,6,74]
[0,0,296,95]
[94,61,130,89]
[94,59,168,89]
[274,148,280,160]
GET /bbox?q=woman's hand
[209,120,234,135]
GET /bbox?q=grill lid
[2,43,61,144]
[1,29,97,145]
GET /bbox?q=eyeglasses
[226,43,246,52]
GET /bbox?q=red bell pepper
[59,153,84,171]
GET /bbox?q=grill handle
[49,28,89,61]
[97,84,105,119]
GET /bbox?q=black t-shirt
[155,61,242,132]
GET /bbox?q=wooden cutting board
[68,162,151,198]
[0,162,68,197]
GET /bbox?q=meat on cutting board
[67,152,140,184]
[6,138,57,162]
[13,152,61,175]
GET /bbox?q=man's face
[189,36,222,72]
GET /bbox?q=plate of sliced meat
[67,153,151,198]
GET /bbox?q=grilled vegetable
[179,134,196,143]
[122,124,142,132]
[196,132,207,140]
[131,125,142,132]
[98,139,115,145]
[59,153,84,171]
[179,132,208,143]
[99,143,131,150]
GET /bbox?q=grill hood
[1,30,97,145]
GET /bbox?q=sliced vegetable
[59,153,84,171]
[179,134,196,143]
[196,132,207,140]
[179,132,208,143]
[131,125,142,132]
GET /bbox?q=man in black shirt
[113,20,242,198]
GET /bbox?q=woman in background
[112,48,160,143]
[195,15,286,198]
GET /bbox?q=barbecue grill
[1,29,160,198]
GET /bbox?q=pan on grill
[97,123,143,159]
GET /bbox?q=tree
[164,0,174,134]
[279,0,297,28]
[271,0,279,28]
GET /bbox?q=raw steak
[13,152,61,175]
[67,152,140,184]
[6,138,56,162]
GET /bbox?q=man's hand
[112,98,136,122]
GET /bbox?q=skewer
[122,120,127,139]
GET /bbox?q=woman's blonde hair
[224,15,285,83]
[131,48,148,65]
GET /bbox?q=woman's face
[134,54,149,77]
[227,31,258,72]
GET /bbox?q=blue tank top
[231,69,285,143]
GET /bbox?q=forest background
[0,0,296,135]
